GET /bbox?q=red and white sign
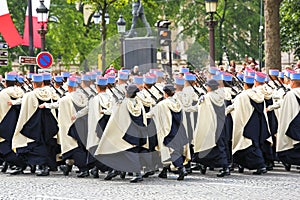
[19,56,37,65]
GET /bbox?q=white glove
[198,95,205,104]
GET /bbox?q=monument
[126,0,152,38]
[123,0,157,73]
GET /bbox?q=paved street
[0,164,299,200]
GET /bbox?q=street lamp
[93,11,102,25]
[93,10,110,71]
[205,0,218,67]
[117,15,126,68]
[93,11,110,30]
[36,0,49,52]
[104,13,110,25]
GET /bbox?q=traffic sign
[0,43,8,49]
[0,59,8,66]
[19,56,37,65]
[36,52,53,69]
[0,50,8,57]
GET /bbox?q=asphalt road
[0,164,299,200]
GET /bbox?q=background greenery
[0,0,299,75]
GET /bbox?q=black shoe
[217,168,230,177]
[77,171,89,178]
[266,161,274,171]
[200,165,207,175]
[177,167,188,181]
[282,162,291,171]
[59,164,72,176]
[158,167,168,179]
[253,167,267,175]
[142,171,155,178]
[90,167,99,178]
[229,163,235,172]
[266,166,273,171]
[130,176,143,183]
[186,167,192,174]
[120,171,126,179]
[127,172,133,176]
[104,170,119,180]
[36,166,50,176]
[1,162,8,173]
[10,167,24,175]
[30,165,36,174]
[238,165,244,173]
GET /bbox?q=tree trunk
[264,0,283,71]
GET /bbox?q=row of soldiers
[0,66,299,182]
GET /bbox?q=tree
[46,0,100,70]
[170,0,261,67]
[280,0,300,60]
[264,0,283,71]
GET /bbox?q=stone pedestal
[124,37,157,74]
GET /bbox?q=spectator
[131,66,140,76]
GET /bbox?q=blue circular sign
[36,52,53,69]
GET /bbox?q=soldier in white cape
[276,73,300,171]
[0,73,27,173]
[147,84,190,181]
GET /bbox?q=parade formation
[1,62,300,184]
[0,2,299,198]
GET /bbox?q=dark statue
[126,0,152,38]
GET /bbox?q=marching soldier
[95,84,154,182]
[0,73,27,173]
[147,84,190,181]
[276,73,300,171]
[152,70,165,100]
[56,77,90,178]
[114,71,128,100]
[252,72,274,170]
[53,75,66,96]
[12,74,58,176]
[189,79,230,177]
[179,73,199,172]
[132,76,144,90]
[222,73,236,171]
[230,75,271,175]
[87,76,113,178]
[135,75,160,178]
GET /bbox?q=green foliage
[0,65,12,76]
[280,0,300,59]
[46,0,99,69]
[2,0,298,75]
[173,0,261,65]
[185,42,209,69]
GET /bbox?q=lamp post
[94,10,109,71]
[36,0,49,52]
[205,0,218,67]
[117,15,126,68]
[28,0,35,73]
